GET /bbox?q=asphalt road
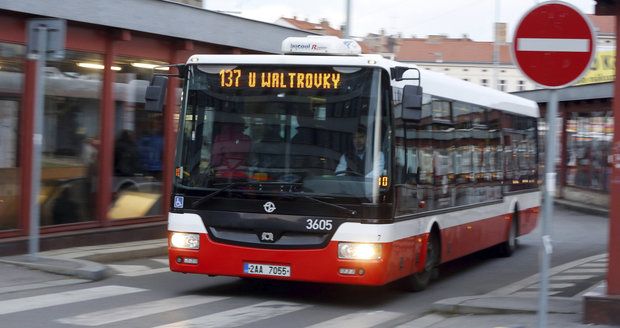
[0,206,609,328]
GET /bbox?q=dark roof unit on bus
[0,0,315,54]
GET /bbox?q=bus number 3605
[306,219,333,231]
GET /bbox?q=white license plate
[243,263,291,277]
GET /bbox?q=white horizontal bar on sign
[517,38,589,52]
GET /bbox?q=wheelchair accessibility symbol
[174,196,184,208]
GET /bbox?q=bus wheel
[402,231,439,292]
[497,213,518,257]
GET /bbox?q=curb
[0,239,168,282]
[432,295,581,315]
[553,199,608,217]
[0,255,109,281]
[77,245,168,263]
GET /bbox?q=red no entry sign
[512,1,596,88]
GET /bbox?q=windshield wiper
[191,181,299,207]
[192,182,243,207]
[281,192,357,216]
[191,182,357,216]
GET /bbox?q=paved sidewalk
[399,253,615,327]
[0,239,167,288]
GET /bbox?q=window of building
[444,68,450,71]
[481,78,488,87]
[463,68,469,72]
[107,57,170,220]
[499,79,507,91]
[40,51,103,226]
[463,78,469,82]
[518,80,526,91]
[0,42,25,230]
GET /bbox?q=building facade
[0,0,311,254]
[515,83,614,210]
[395,15,615,92]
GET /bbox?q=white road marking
[108,264,152,274]
[56,295,228,326]
[0,285,145,315]
[579,262,607,268]
[550,275,595,281]
[154,301,309,328]
[152,258,169,265]
[305,310,402,328]
[118,267,170,277]
[563,268,606,274]
[395,314,446,328]
[511,291,561,297]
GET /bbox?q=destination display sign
[219,69,341,89]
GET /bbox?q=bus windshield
[176,64,390,203]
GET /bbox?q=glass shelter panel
[108,57,169,220]
[40,51,102,226]
[566,111,613,191]
[0,43,24,230]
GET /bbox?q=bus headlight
[170,232,200,249]
[338,242,382,260]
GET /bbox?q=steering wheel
[334,170,364,177]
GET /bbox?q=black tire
[497,213,518,257]
[402,230,440,292]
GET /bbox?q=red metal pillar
[584,4,620,325]
[97,36,116,226]
[19,60,37,235]
[608,13,620,296]
[162,43,184,216]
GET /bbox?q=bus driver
[335,126,384,178]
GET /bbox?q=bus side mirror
[145,75,168,112]
[401,85,422,120]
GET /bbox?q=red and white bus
[159,36,540,291]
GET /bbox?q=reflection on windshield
[176,65,390,201]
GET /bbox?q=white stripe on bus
[332,191,540,242]
[167,191,540,244]
[168,212,206,234]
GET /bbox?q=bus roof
[186,54,539,118]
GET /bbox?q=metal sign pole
[27,25,48,259]
[26,19,65,259]
[538,89,558,328]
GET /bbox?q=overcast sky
[203,0,597,41]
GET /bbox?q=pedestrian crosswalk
[154,301,310,328]
[502,254,608,298]
[0,285,146,316]
[56,295,229,326]
[1,283,406,328]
